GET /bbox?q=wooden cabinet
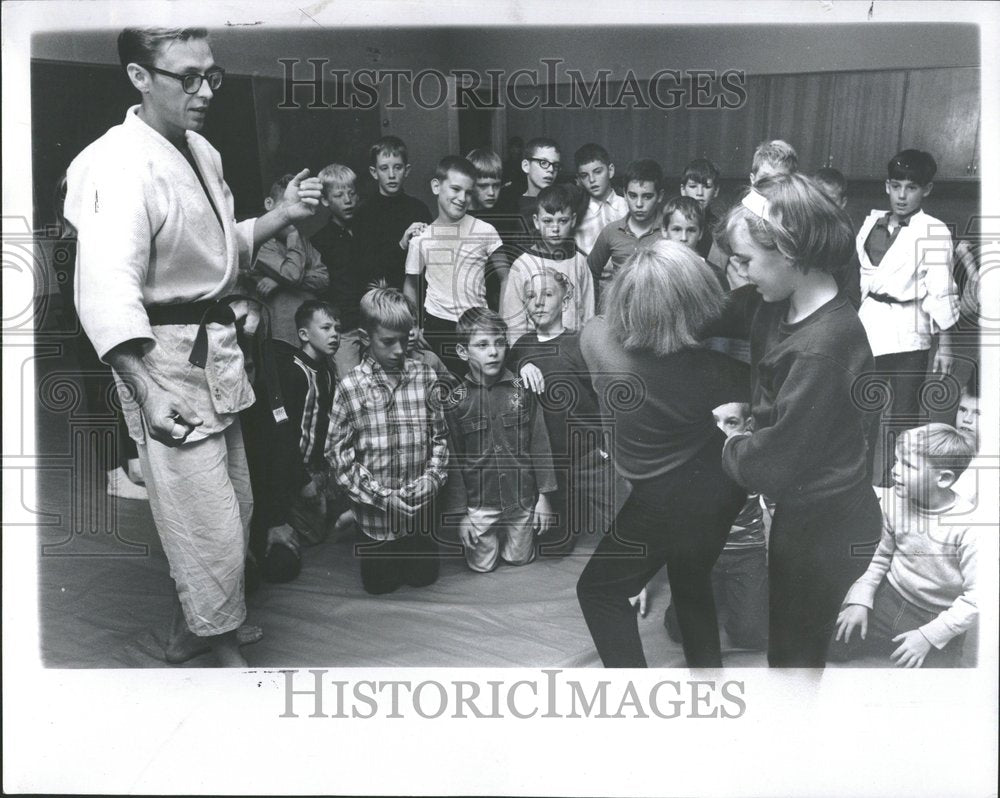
[675,75,768,179]
[502,67,981,187]
[830,70,907,178]
[763,73,836,174]
[899,67,980,179]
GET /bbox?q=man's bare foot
[164,624,263,664]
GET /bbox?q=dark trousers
[768,484,882,667]
[576,440,745,668]
[665,546,769,650]
[827,579,968,667]
[422,313,465,379]
[873,349,930,484]
[357,529,441,595]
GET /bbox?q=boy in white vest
[856,149,960,484]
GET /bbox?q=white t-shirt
[404,214,502,321]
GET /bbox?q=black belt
[146,297,287,424]
[867,291,907,305]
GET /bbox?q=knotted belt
[866,291,907,305]
[146,296,288,424]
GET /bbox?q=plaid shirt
[326,355,449,541]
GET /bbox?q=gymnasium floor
[32,334,769,669]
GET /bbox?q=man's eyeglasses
[529,158,560,172]
[142,65,225,94]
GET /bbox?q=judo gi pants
[137,419,252,637]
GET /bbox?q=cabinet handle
[966,163,972,175]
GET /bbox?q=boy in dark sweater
[278,300,350,547]
[352,136,433,290]
[508,268,611,555]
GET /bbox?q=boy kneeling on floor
[325,285,450,595]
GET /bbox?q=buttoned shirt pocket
[501,409,531,455]
[461,416,490,456]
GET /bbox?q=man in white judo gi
[65,27,323,666]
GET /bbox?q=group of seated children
[239,129,980,669]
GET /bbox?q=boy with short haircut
[679,157,721,262]
[443,308,557,572]
[242,175,329,347]
[814,167,848,209]
[574,143,628,256]
[833,424,978,667]
[586,158,665,295]
[403,156,506,377]
[750,139,798,185]
[278,300,347,549]
[663,402,769,650]
[516,137,562,234]
[856,149,959,483]
[661,196,707,253]
[813,167,861,309]
[951,376,980,503]
[352,135,432,291]
[499,183,595,344]
[325,286,450,595]
[467,147,524,308]
[508,268,612,556]
[311,163,365,376]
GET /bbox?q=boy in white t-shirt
[404,156,505,376]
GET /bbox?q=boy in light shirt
[403,156,505,377]
[500,183,595,344]
[833,424,978,667]
[574,143,628,256]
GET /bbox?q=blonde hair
[720,173,855,274]
[898,423,976,478]
[317,163,357,196]
[752,139,798,175]
[602,240,723,356]
[524,266,572,298]
[359,283,414,334]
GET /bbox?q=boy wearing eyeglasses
[515,138,562,242]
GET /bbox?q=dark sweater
[507,330,602,458]
[580,316,750,483]
[311,219,364,330]
[718,285,876,505]
[352,191,432,290]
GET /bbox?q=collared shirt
[864,210,913,268]
[326,355,450,541]
[585,215,662,292]
[444,370,556,512]
[575,192,628,256]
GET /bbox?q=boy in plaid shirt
[325,285,450,595]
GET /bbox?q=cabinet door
[830,71,907,178]
[763,73,836,174]
[686,75,769,178]
[899,67,980,179]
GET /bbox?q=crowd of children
[168,130,985,668]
